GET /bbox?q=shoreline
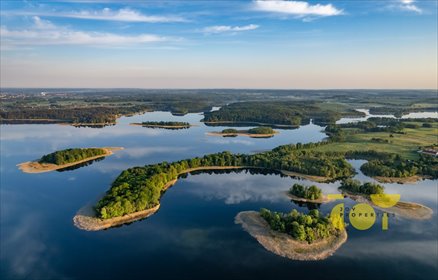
[74,166,333,231]
[280,170,329,183]
[202,121,299,129]
[342,191,433,220]
[373,175,428,184]
[206,131,278,138]
[235,211,348,261]
[17,147,124,174]
[130,123,193,129]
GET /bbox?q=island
[17,147,123,173]
[287,183,333,203]
[235,208,347,261]
[339,179,433,220]
[207,127,278,138]
[130,121,192,129]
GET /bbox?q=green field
[309,122,437,160]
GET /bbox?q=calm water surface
[1,112,437,280]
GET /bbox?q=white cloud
[11,8,186,23]
[0,16,173,47]
[120,146,190,158]
[57,7,186,22]
[253,0,343,17]
[398,0,422,13]
[202,24,259,34]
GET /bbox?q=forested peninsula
[73,144,354,230]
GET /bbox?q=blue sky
[1,0,437,88]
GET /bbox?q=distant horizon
[1,87,437,91]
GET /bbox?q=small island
[339,179,433,220]
[17,147,123,173]
[130,121,192,129]
[207,127,278,138]
[235,208,347,261]
[287,183,333,203]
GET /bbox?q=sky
[0,0,437,89]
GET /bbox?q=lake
[1,111,437,280]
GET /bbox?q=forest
[221,128,239,133]
[259,208,339,244]
[202,101,357,126]
[360,154,438,178]
[95,150,354,219]
[39,148,106,165]
[289,184,322,200]
[0,106,149,124]
[2,89,435,126]
[247,127,275,134]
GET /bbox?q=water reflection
[290,200,321,210]
[56,157,106,172]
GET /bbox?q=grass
[310,122,438,160]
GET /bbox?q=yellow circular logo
[330,203,345,230]
[349,203,376,230]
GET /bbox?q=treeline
[203,101,343,126]
[327,118,436,141]
[39,148,106,165]
[96,150,354,219]
[247,127,275,134]
[289,184,322,200]
[1,105,149,124]
[360,154,438,178]
[141,121,190,127]
[260,208,338,244]
[222,128,238,133]
[339,179,384,195]
[369,106,437,117]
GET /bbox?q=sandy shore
[235,211,348,261]
[373,175,428,184]
[17,147,123,174]
[286,193,334,204]
[343,192,433,220]
[203,121,299,129]
[207,131,278,138]
[74,203,161,231]
[73,178,177,231]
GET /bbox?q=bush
[260,208,337,243]
[289,183,322,200]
